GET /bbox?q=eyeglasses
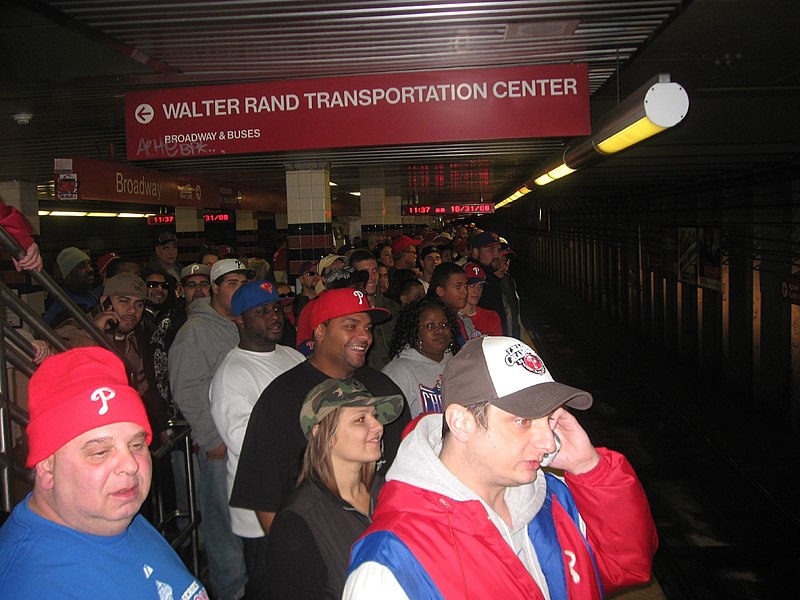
[279,291,295,298]
[183,280,210,289]
[146,281,169,289]
[420,322,449,330]
[304,271,317,277]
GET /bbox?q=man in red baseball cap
[0,347,206,598]
[391,235,421,271]
[460,262,503,337]
[231,287,411,536]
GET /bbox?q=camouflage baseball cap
[300,378,404,439]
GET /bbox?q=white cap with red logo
[441,336,593,419]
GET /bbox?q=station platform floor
[519,273,800,599]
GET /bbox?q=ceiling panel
[2,0,798,211]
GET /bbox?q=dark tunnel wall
[490,161,800,436]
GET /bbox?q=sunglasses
[279,291,296,298]
[146,281,169,289]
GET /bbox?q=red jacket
[349,448,657,599]
[0,203,34,250]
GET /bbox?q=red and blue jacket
[348,448,657,599]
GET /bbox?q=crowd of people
[0,218,658,599]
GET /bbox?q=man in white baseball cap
[168,258,255,599]
[345,335,658,599]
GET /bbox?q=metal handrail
[0,223,201,575]
[151,422,201,576]
[0,225,124,361]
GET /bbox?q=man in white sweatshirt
[210,280,305,597]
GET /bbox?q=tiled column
[236,210,257,257]
[285,162,332,281]
[174,206,204,264]
[384,194,404,238]
[360,166,386,237]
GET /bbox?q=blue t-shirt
[0,494,207,599]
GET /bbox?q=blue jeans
[196,451,247,600]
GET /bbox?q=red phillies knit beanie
[25,347,152,467]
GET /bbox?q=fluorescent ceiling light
[38,210,51,216]
[86,212,119,218]
[350,191,361,197]
[49,211,87,217]
[534,163,575,186]
[505,74,689,203]
[596,117,666,154]
[329,181,338,186]
[118,212,146,218]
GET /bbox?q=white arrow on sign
[135,103,154,124]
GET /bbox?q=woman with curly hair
[382,297,460,417]
[427,262,475,346]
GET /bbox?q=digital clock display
[147,212,232,224]
[204,212,231,222]
[147,214,175,225]
[402,203,495,216]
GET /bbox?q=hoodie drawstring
[440,497,471,600]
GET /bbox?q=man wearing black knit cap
[468,231,508,335]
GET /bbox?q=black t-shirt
[477,262,508,336]
[230,361,410,513]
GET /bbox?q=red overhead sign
[53,157,285,212]
[125,64,590,161]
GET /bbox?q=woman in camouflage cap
[265,378,402,599]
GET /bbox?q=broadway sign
[125,64,589,160]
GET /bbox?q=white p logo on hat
[353,290,365,304]
[91,387,116,415]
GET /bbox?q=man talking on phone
[56,272,165,443]
[345,336,658,599]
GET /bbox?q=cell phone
[541,433,561,468]
[100,297,118,334]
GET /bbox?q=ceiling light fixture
[496,73,689,207]
[12,112,33,125]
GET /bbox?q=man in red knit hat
[0,347,207,598]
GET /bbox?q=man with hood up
[345,335,657,599]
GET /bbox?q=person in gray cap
[55,272,165,442]
[168,258,254,600]
[146,231,184,283]
[43,246,98,327]
[267,378,403,600]
[180,262,212,306]
[345,335,657,599]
